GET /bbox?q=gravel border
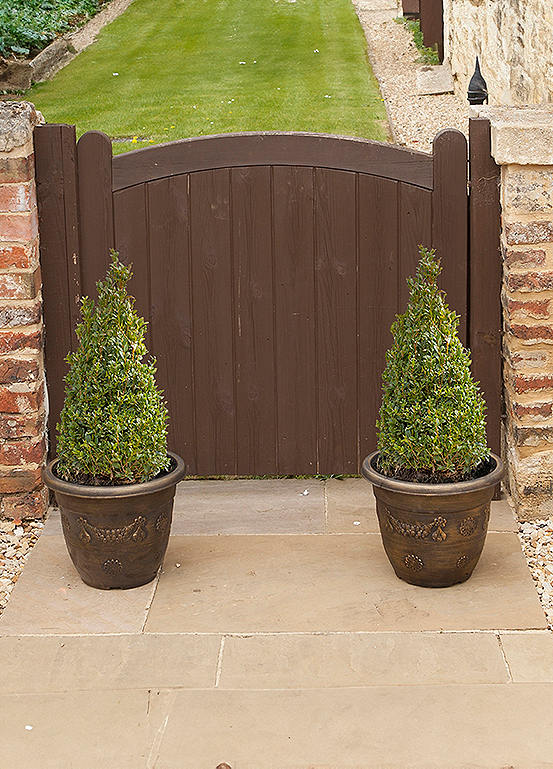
[354,0,469,153]
[519,520,553,629]
[0,518,44,616]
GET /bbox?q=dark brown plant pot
[43,452,186,590]
[362,451,504,588]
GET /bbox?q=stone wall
[0,102,47,519]
[443,0,553,106]
[481,105,553,519]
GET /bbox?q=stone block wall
[0,102,47,519]
[481,106,553,519]
[443,0,553,106]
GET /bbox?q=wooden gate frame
[34,121,501,471]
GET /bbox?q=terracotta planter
[362,451,504,587]
[43,452,186,590]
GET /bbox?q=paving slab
[172,478,325,534]
[219,631,508,688]
[0,688,154,769]
[0,535,158,636]
[145,533,546,633]
[326,479,517,533]
[0,633,221,693]
[149,684,553,769]
[500,631,553,682]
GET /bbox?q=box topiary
[56,251,170,485]
[376,246,489,483]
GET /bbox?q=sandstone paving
[0,633,221,694]
[0,688,155,769]
[147,684,553,769]
[500,630,553,682]
[218,631,509,689]
[172,478,326,535]
[0,535,158,635]
[145,533,546,633]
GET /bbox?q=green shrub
[56,252,170,485]
[0,0,104,59]
[376,247,488,482]
[394,17,440,65]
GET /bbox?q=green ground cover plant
[377,247,489,483]
[0,0,105,58]
[30,0,389,154]
[56,252,169,485]
[394,17,439,65]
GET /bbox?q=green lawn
[29,0,389,154]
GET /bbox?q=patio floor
[1,478,552,768]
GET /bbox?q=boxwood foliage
[376,247,488,482]
[56,252,169,485]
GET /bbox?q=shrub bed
[0,0,107,59]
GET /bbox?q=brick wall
[481,105,553,519]
[0,102,47,519]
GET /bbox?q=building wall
[443,0,553,106]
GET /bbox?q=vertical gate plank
[113,184,150,328]
[77,131,114,298]
[147,176,196,471]
[34,124,81,455]
[190,169,235,475]
[358,175,399,461]
[469,117,502,454]
[399,182,432,310]
[273,166,316,475]
[432,129,469,343]
[232,167,276,475]
[315,168,358,474]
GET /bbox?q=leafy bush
[56,252,170,485]
[376,247,488,482]
[0,0,104,59]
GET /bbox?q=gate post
[0,102,47,519]
[478,105,553,519]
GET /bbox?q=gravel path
[354,0,469,152]
[0,518,44,616]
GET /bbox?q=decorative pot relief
[404,554,424,571]
[102,558,123,575]
[458,516,478,536]
[386,511,447,541]
[78,516,148,544]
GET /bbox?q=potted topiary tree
[362,247,503,587]
[43,252,185,589]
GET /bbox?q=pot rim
[362,451,504,496]
[43,451,186,499]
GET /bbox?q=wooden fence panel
[315,169,358,474]
[273,166,317,475]
[190,169,235,475]
[358,175,399,463]
[34,124,81,455]
[147,175,196,471]
[469,118,502,455]
[231,166,277,476]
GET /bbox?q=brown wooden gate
[34,122,500,476]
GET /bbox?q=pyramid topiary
[376,247,489,483]
[56,251,170,485]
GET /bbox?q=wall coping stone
[0,102,43,154]
[476,105,553,166]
